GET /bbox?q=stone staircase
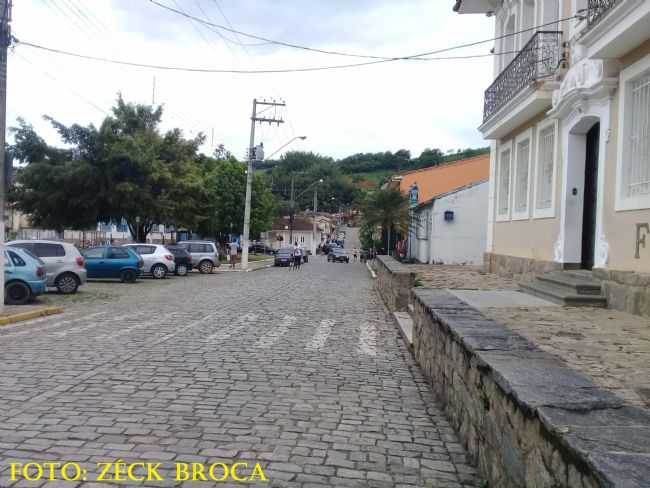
[519,270,607,307]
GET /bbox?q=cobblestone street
[0,257,480,487]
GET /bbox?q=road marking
[0,312,108,339]
[53,313,139,338]
[306,319,334,351]
[255,315,296,349]
[206,313,258,343]
[358,322,377,357]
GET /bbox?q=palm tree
[361,188,409,254]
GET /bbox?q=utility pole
[312,187,318,256]
[152,76,156,105]
[241,98,284,271]
[289,176,295,244]
[0,0,11,313]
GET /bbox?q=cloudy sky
[8,0,495,160]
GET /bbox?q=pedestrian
[230,240,238,269]
[293,242,302,271]
[353,247,358,262]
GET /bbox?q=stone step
[393,311,413,350]
[537,271,603,295]
[519,281,607,308]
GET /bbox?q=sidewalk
[411,263,650,412]
[216,257,273,273]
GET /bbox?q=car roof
[8,239,74,246]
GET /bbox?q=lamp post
[289,177,322,249]
[241,135,306,271]
[265,136,307,161]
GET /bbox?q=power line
[149,0,579,62]
[11,38,535,75]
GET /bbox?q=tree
[360,188,409,254]
[11,96,207,242]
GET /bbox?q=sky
[7,0,496,161]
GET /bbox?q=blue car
[83,246,143,282]
[5,247,48,305]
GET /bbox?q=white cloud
[7,0,495,159]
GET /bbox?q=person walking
[229,240,238,269]
[292,242,302,271]
[353,247,358,262]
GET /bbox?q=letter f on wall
[635,223,650,259]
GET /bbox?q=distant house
[262,216,317,252]
[386,154,490,263]
[411,180,488,265]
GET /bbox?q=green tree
[360,188,409,253]
[11,96,207,242]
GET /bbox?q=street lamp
[241,135,307,271]
[265,136,307,161]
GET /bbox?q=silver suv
[122,244,175,279]
[7,240,87,294]
[177,240,220,273]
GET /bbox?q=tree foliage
[359,188,409,252]
[10,96,274,242]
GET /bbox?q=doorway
[581,123,600,269]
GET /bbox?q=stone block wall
[374,255,415,312]
[593,268,650,318]
[484,252,563,282]
[411,288,650,488]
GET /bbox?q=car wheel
[151,264,167,279]
[5,281,32,305]
[175,264,188,276]
[120,269,137,283]
[199,260,214,274]
[56,273,79,294]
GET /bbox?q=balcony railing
[586,0,618,28]
[483,31,562,124]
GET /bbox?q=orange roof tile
[395,153,489,204]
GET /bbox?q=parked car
[123,244,175,279]
[328,248,349,263]
[249,243,276,255]
[274,247,293,267]
[82,246,143,282]
[8,240,87,294]
[165,245,192,276]
[176,241,220,274]
[4,247,48,305]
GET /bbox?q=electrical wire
[149,0,580,62]
[12,39,535,74]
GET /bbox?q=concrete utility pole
[289,176,295,244]
[312,187,318,256]
[0,0,11,313]
[241,98,284,271]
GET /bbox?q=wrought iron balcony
[483,31,563,124]
[586,0,618,28]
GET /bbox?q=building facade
[455,0,650,311]
[412,181,489,265]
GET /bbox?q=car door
[83,247,106,278]
[136,245,156,272]
[107,247,132,277]
[33,243,66,286]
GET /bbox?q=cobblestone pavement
[482,306,650,411]
[0,257,481,487]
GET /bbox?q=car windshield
[18,248,45,265]
[277,248,292,256]
[333,249,345,255]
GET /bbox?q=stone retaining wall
[484,252,564,282]
[593,268,650,318]
[374,255,415,312]
[411,288,650,488]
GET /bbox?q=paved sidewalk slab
[450,289,558,309]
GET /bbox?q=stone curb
[411,288,650,488]
[366,261,377,279]
[0,306,65,326]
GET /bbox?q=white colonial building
[454,0,650,314]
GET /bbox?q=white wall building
[412,181,488,265]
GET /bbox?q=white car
[7,240,87,294]
[122,244,175,279]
